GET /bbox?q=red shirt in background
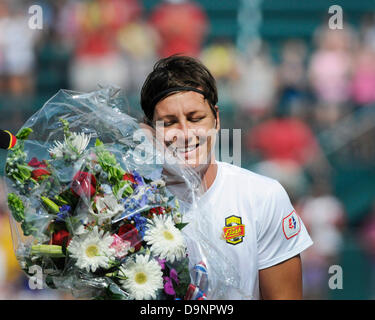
[75,0,142,58]
[247,118,319,166]
[150,1,208,58]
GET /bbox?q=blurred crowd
[0,0,375,299]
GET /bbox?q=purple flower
[170,268,179,285]
[157,258,166,270]
[163,276,176,296]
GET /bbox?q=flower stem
[31,245,65,258]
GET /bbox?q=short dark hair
[140,55,218,123]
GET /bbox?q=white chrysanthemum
[68,226,115,273]
[49,132,91,158]
[119,254,163,300]
[89,194,124,224]
[144,215,186,263]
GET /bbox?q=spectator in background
[276,39,309,118]
[360,13,375,51]
[117,19,159,94]
[359,201,375,299]
[67,0,141,92]
[350,45,375,107]
[232,43,277,125]
[0,1,8,92]
[246,104,325,201]
[200,42,238,82]
[297,179,346,299]
[308,25,356,127]
[246,109,320,168]
[251,160,309,204]
[200,41,238,128]
[149,0,208,58]
[0,2,39,95]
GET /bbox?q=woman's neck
[197,160,218,191]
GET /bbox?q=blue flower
[132,213,148,237]
[139,194,148,208]
[56,205,71,222]
[132,170,144,186]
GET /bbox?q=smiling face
[153,91,219,168]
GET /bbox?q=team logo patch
[223,215,245,245]
[282,210,301,239]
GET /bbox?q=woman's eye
[164,121,175,127]
[190,117,204,122]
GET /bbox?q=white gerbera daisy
[119,254,163,300]
[49,132,91,158]
[144,215,186,263]
[67,226,115,273]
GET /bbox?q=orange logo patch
[223,215,245,245]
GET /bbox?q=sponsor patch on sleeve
[282,210,301,240]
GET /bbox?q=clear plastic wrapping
[4,86,240,299]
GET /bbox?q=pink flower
[157,258,166,270]
[110,234,131,259]
[163,276,176,296]
[170,268,179,285]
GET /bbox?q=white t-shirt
[183,161,313,300]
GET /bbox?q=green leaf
[59,118,71,138]
[108,166,125,184]
[16,164,32,180]
[41,196,60,214]
[106,284,129,300]
[175,222,189,230]
[45,276,57,289]
[7,193,25,222]
[16,128,33,140]
[95,138,103,147]
[53,195,69,206]
[56,189,78,208]
[61,241,68,256]
[21,221,38,236]
[113,180,133,198]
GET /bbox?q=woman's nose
[166,120,193,145]
[177,119,189,137]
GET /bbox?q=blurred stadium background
[0,0,375,299]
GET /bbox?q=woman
[139,55,313,299]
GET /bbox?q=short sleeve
[256,180,313,270]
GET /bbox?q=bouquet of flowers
[4,87,209,300]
